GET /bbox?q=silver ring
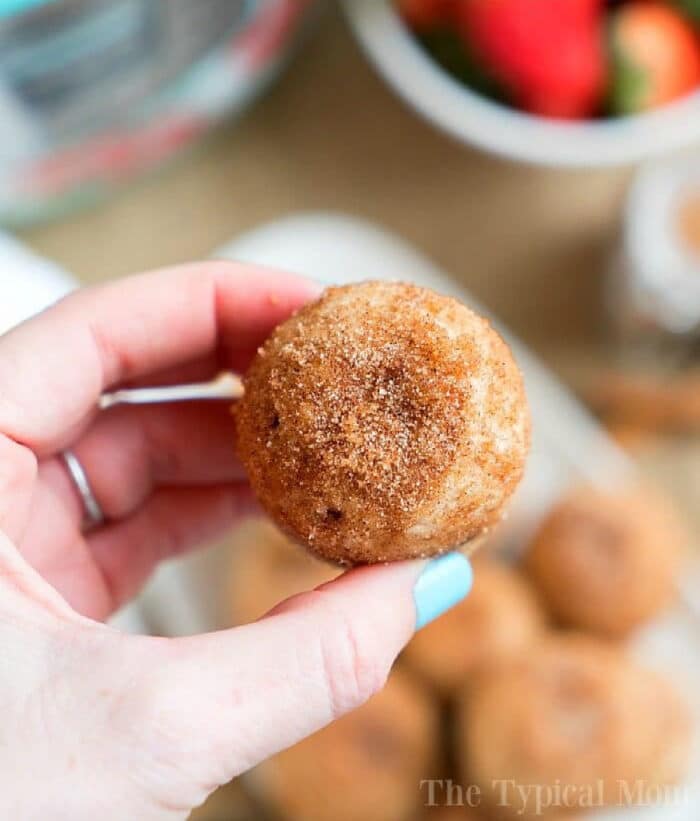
[61,450,105,530]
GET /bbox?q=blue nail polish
[413,553,473,630]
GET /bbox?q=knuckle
[307,590,389,718]
[0,436,37,533]
[0,437,37,493]
[143,501,186,562]
[87,319,137,384]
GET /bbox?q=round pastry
[403,557,543,696]
[248,669,440,821]
[235,281,530,564]
[524,484,685,637]
[227,518,341,625]
[189,778,255,821]
[422,807,484,820]
[422,809,570,821]
[458,634,691,819]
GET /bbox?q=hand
[0,261,472,819]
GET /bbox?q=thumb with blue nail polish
[171,554,473,784]
[129,553,474,812]
[414,552,474,629]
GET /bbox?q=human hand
[0,261,472,819]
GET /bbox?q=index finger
[0,260,319,454]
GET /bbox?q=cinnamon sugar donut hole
[458,635,691,820]
[424,806,569,821]
[524,485,685,638]
[226,518,341,625]
[248,669,440,821]
[403,557,543,697]
[235,281,530,565]
[422,808,484,820]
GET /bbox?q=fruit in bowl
[397,0,700,120]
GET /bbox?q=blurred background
[4,1,700,820]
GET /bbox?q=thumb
[139,553,472,794]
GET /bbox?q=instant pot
[0,0,317,224]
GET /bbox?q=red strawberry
[398,0,457,31]
[458,0,607,119]
[610,2,700,113]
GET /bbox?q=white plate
[135,212,700,819]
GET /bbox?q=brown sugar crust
[403,558,543,696]
[524,484,685,638]
[234,281,530,564]
[248,669,440,821]
[459,634,691,819]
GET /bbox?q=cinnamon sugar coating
[248,669,439,821]
[524,484,685,637]
[459,635,691,819]
[403,557,543,696]
[226,519,341,625]
[234,281,530,564]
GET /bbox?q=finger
[18,459,113,618]
[122,355,221,390]
[43,401,242,527]
[138,554,472,786]
[21,465,255,619]
[86,483,256,618]
[0,260,319,456]
[0,526,77,623]
[0,434,37,543]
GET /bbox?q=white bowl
[342,0,700,168]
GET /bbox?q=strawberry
[610,2,700,113]
[397,0,457,31]
[458,0,607,119]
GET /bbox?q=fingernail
[413,552,473,630]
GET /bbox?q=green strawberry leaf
[416,28,507,103]
[607,19,651,115]
[671,0,700,24]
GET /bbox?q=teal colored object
[0,0,55,18]
[413,552,473,630]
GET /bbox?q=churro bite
[524,485,685,638]
[226,519,341,625]
[422,807,484,820]
[424,810,576,821]
[235,281,530,564]
[248,669,440,821]
[403,557,543,696]
[189,778,255,821]
[458,635,691,820]
[424,804,570,821]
